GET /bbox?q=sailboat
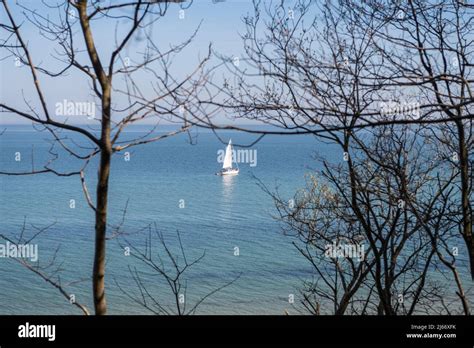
[217,139,239,176]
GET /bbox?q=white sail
[222,139,233,169]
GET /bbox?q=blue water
[2,126,472,315]
[0,125,334,314]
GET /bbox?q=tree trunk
[93,80,112,314]
[457,121,473,280]
[93,146,111,315]
[77,0,113,315]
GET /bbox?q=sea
[0,125,329,315]
[0,125,471,315]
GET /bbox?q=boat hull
[217,168,239,176]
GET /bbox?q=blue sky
[0,0,273,125]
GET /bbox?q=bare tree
[347,0,474,279]
[0,219,90,314]
[267,123,471,315]
[1,0,472,317]
[115,225,240,315]
[209,0,473,314]
[0,0,217,314]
